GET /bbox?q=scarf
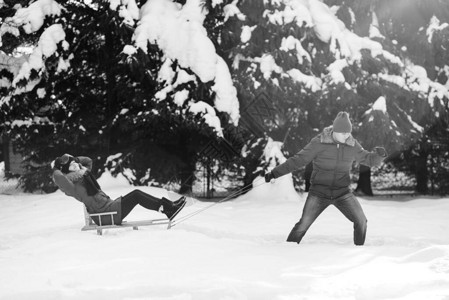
[65,168,101,196]
[83,171,101,196]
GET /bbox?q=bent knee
[129,189,143,196]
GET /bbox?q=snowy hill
[1,173,448,299]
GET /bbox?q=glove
[264,171,275,183]
[374,147,387,157]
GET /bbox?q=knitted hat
[333,111,352,133]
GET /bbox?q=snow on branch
[108,0,139,26]
[379,63,449,108]
[12,24,69,92]
[261,0,384,61]
[264,0,312,27]
[280,36,311,65]
[0,51,28,81]
[134,0,214,81]
[363,96,387,122]
[7,116,54,129]
[405,65,449,108]
[267,0,447,107]
[369,11,384,40]
[426,16,449,43]
[223,0,246,22]
[130,0,240,127]
[0,0,69,95]
[263,137,287,169]
[188,101,223,136]
[11,0,63,34]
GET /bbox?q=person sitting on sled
[264,111,387,246]
[52,154,186,226]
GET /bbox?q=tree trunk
[2,134,11,174]
[178,140,197,194]
[415,154,428,194]
[355,164,373,196]
[103,30,116,159]
[206,159,213,198]
[179,163,195,194]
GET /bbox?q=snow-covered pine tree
[1,0,74,191]
[0,0,164,191]
[336,0,449,194]
[219,0,322,188]
[109,0,241,193]
[221,0,448,194]
[1,0,242,193]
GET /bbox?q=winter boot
[173,196,186,207]
[162,196,186,220]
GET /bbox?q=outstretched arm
[355,141,386,167]
[271,138,319,178]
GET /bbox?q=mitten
[264,171,275,183]
[374,147,387,157]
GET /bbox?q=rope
[171,177,265,227]
[170,177,267,227]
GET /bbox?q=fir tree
[336,0,449,194]
[222,0,449,195]
[1,0,241,193]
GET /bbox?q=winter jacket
[53,156,122,225]
[272,126,385,198]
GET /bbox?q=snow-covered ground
[1,172,449,300]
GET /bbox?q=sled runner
[81,206,175,235]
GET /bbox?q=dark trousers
[120,189,165,221]
[287,192,368,245]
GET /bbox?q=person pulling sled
[265,112,387,246]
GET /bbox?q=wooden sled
[81,206,173,235]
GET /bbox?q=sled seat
[81,206,172,235]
